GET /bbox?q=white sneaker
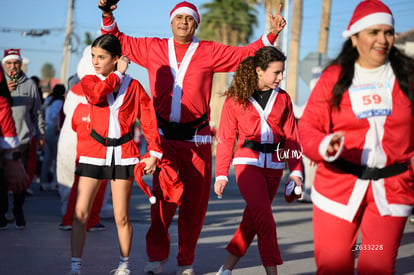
[176,265,195,275]
[216,266,232,275]
[110,267,131,275]
[144,259,167,274]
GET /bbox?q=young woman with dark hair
[69,34,162,275]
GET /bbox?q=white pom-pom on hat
[149,196,157,204]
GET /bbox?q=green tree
[198,0,257,45]
[84,32,94,46]
[41,63,55,81]
[198,0,257,148]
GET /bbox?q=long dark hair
[92,34,122,58]
[226,46,286,106]
[46,84,65,106]
[0,66,12,105]
[328,38,414,114]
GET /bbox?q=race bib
[348,81,392,119]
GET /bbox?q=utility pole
[60,0,74,87]
[318,0,331,55]
[287,0,303,103]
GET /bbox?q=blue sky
[1,0,413,104]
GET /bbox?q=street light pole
[60,0,74,87]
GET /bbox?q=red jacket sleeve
[298,66,340,162]
[81,74,121,104]
[215,98,238,178]
[0,96,19,149]
[282,95,303,173]
[136,83,162,156]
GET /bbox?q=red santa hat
[134,155,183,205]
[170,1,200,26]
[134,162,157,204]
[2,48,22,64]
[342,0,394,38]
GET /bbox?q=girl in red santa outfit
[299,1,414,274]
[214,46,303,275]
[69,34,162,275]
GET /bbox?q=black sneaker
[5,213,14,223]
[0,215,8,230]
[59,223,72,231]
[13,208,26,229]
[87,222,105,232]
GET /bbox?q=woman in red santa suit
[97,1,287,274]
[68,34,162,275]
[298,1,414,274]
[214,46,303,275]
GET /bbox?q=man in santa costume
[98,1,286,274]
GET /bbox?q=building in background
[395,28,414,57]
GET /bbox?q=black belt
[242,139,283,153]
[157,112,209,140]
[331,158,408,180]
[90,129,133,147]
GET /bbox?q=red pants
[61,174,107,230]
[226,165,283,267]
[146,138,212,266]
[313,184,407,275]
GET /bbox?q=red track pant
[226,165,283,267]
[146,138,212,266]
[61,174,107,230]
[313,184,407,275]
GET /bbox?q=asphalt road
[1,165,413,275]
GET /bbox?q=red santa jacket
[0,66,19,150]
[299,64,414,221]
[215,88,302,181]
[78,73,161,166]
[0,96,19,150]
[102,16,277,142]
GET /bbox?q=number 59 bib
[349,64,394,119]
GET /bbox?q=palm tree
[286,0,302,103]
[198,0,257,149]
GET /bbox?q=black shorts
[75,163,135,180]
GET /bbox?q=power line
[0,27,65,36]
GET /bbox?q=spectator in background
[0,65,30,230]
[2,48,45,228]
[40,83,65,191]
[30,76,44,104]
[24,75,45,196]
